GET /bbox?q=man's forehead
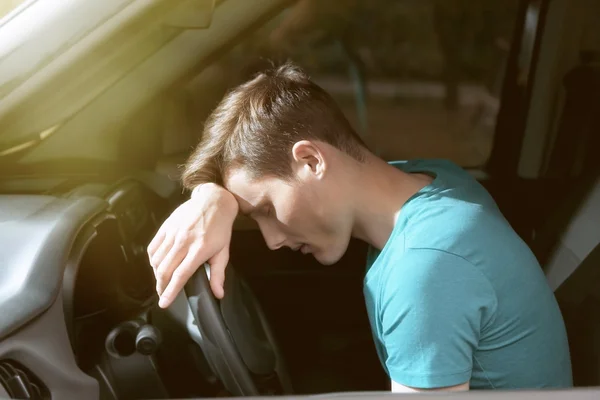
[223,167,256,192]
[223,167,266,213]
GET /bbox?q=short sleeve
[379,248,497,389]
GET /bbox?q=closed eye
[248,204,271,219]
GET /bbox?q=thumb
[208,246,229,299]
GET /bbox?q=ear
[291,140,326,179]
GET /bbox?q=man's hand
[147,183,239,308]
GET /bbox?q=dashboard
[0,175,180,399]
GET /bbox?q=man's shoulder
[396,159,495,211]
[373,244,490,297]
[402,197,494,256]
[375,246,498,327]
[389,158,464,173]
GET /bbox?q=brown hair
[181,61,367,190]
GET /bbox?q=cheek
[282,204,338,242]
[274,205,310,233]
[273,190,316,232]
[272,184,342,241]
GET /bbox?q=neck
[348,154,432,250]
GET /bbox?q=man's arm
[378,248,498,389]
[147,183,238,307]
[391,380,469,393]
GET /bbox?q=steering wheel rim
[184,263,293,396]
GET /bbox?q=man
[147,62,572,392]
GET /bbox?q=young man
[147,63,572,392]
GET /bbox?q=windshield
[0,0,228,161]
[0,0,29,21]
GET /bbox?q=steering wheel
[184,263,293,396]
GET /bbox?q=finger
[150,234,174,270]
[147,227,167,258]
[158,246,209,308]
[207,247,229,299]
[155,239,187,296]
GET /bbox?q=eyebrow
[243,200,268,218]
[231,193,257,217]
[239,206,253,217]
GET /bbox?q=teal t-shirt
[364,159,572,389]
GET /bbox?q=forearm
[190,182,217,199]
[391,380,469,393]
[191,183,239,214]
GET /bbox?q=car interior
[0,0,599,399]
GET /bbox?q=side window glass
[190,0,522,168]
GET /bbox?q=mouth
[300,244,311,255]
[291,244,311,254]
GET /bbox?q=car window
[187,0,528,168]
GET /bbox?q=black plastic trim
[62,213,116,346]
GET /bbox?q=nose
[257,220,286,251]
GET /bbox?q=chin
[310,234,351,265]
[313,247,345,266]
